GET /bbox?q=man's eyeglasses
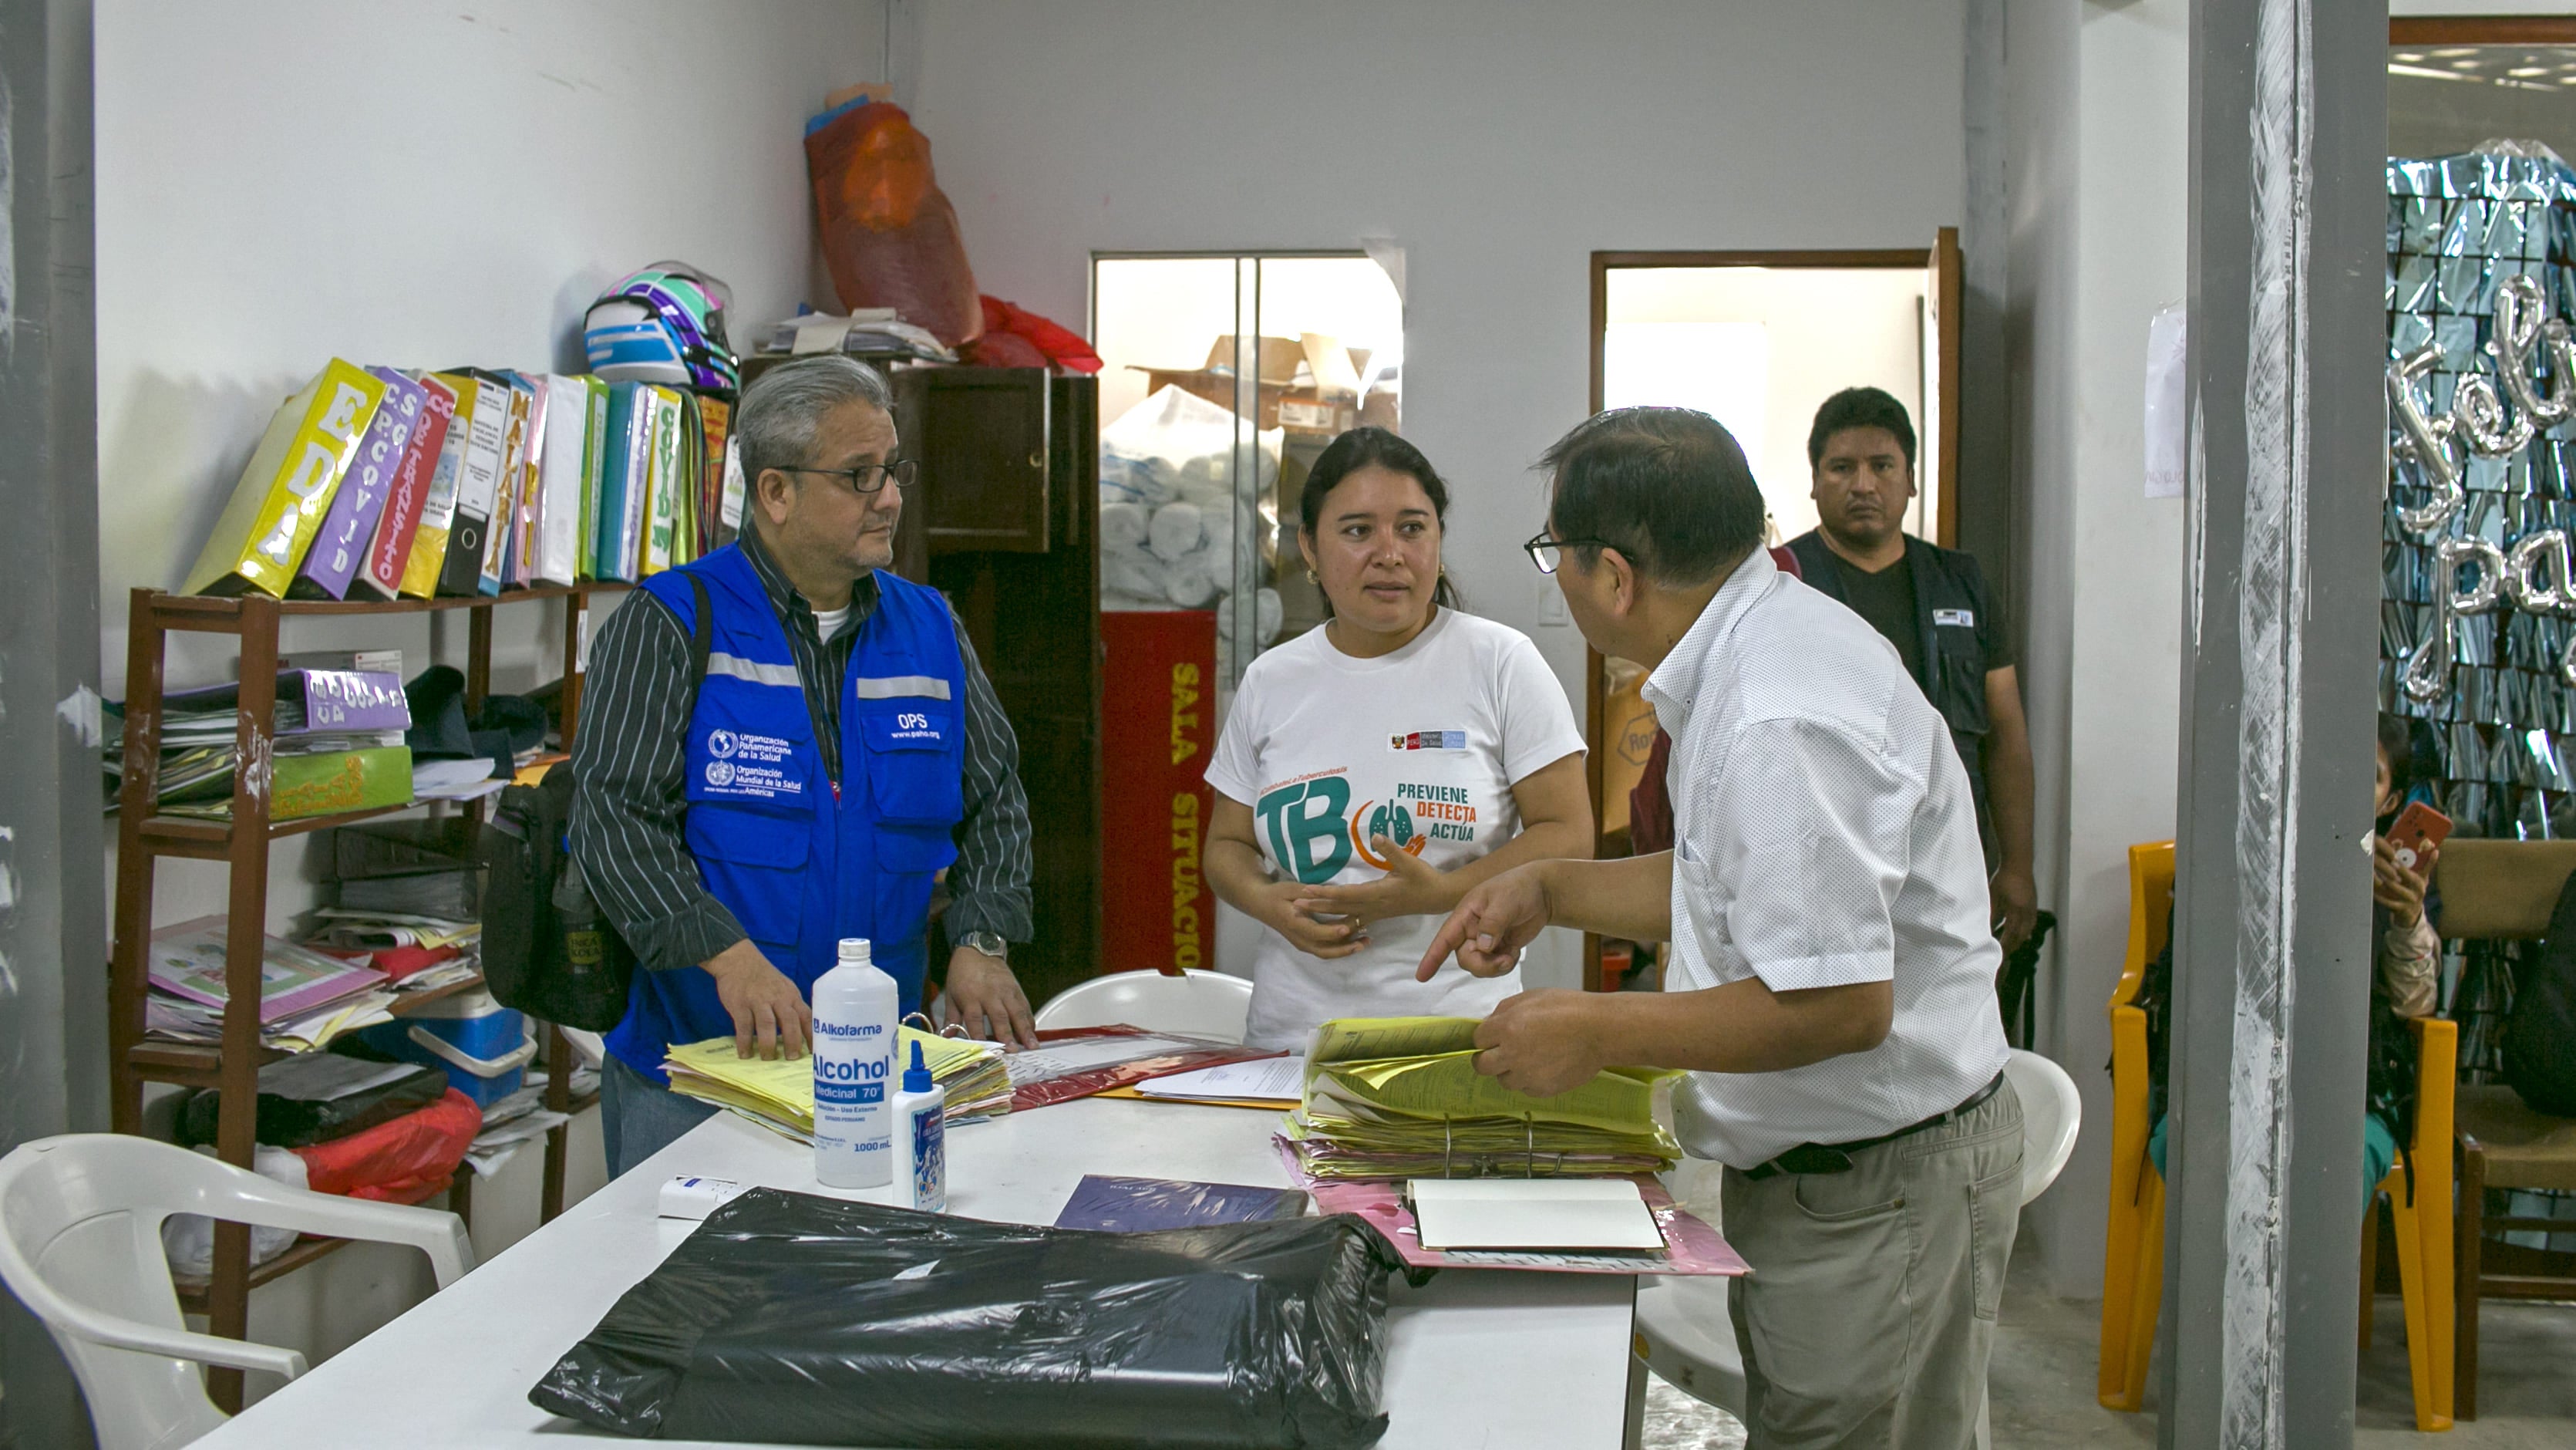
[781,459,918,495]
[1524,529,1615,575]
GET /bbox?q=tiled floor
[1642,1234,2576,1448]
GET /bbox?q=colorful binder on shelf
[477,373,534,595]
[502,372,547,588]
[399,371,475,599]
[437,370,509,596]
[291,368,429,600]
[593,380,652,583]
[353,373,456,602]
[182,359,389,598]
[698,395,734,553]
[270,746,415,821]
[535,374,589,586]
[641,386,685,576]
[574,376,609,580]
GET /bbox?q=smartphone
[2383,801,2453,874]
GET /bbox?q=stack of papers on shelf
[143,917,397,1053]
[1279,1017,1682,1181]
[757,311,958,362]
[411,757,507,802]
[302,908,480,990]
[662,1028,1011,1141]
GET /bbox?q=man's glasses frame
[780,459,918,494]
[1524,529,1617,575]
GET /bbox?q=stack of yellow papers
[1283,1017,1681,1181]
[663,1028,1011,1142]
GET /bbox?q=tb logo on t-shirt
[1254,770,1460,885]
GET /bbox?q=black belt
[1743,1071,2008,1181]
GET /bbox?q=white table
[194,1097,1638,1448]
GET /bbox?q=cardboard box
[1131,332,1362,435]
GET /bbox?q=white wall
[96,0,881,927]
[91,0,878,1381]
[2007,0,2189,1297]
[908,0,1966,986]
[1604,266,1933,542]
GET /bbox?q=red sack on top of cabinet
[966,295,1106,373]
[805,102,983,348]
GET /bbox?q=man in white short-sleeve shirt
[1420,407,2016,1449]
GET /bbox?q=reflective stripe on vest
[851,674,953,700]
[705,652,800,688]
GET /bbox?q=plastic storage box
[356,989,534,1108]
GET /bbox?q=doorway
[1577,238,1961,993]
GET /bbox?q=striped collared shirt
[568,528,1033,973]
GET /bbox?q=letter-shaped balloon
[2490,275,2576,428]
[2389,346,2466,535]
[2403,535,2507,703]
[2454,373,2534,457]
[2507,528,2575,613]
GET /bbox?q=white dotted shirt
[1647,547,2009,1168]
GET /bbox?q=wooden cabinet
[927,375,1100,1009]
[895,366,1052,554]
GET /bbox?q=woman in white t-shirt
[1204,427,1593,1050]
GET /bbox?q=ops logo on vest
[699,729,803,801]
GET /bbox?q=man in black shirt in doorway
[1786,386,2039,951]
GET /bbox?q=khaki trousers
[1722,1081,2024,1450]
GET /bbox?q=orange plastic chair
[2095,840,2455,1431]
[2096,841,2173,1413]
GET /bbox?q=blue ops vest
[602,544,967,1081]
[1786,530,1999,863]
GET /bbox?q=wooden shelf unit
[107,582,625,1411]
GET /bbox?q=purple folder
[293,368,430,599]
[164,669,412,734]
[1052,1175,1311,1232]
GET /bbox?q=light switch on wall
[1540,587,1571,626]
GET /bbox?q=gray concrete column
[0,1,102,1445]
[2160,2,2386,1446]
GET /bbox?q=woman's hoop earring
[1306,568,1320,583]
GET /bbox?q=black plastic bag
[530,1189,1398,1448]
[177,1050,448,1150]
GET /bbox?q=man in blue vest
[1785,386,2039,953]
[571,355,1038,1177]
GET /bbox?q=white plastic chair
[1633,1048,2085,1448]
[0,1133,473,1450]
[1032,969,1255,1043]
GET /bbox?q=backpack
[480,576,711,1030]
[2502,867,2576,1116]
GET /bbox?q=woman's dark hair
[1298,426,1460,613]
[2378,712,2420,798]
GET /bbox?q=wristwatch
[958,930,1011,963]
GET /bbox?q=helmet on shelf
[584,261,739,392]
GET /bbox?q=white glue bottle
[893,1039,947,1212]
[812,937,897,1189]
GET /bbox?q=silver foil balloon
[2453,373,2534,457]
[2561,630,2576,690]
[2389,345,2465,535]
[2490,275,2576,427]
[2507,528,2575,613]
[2403,535,2507,703]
